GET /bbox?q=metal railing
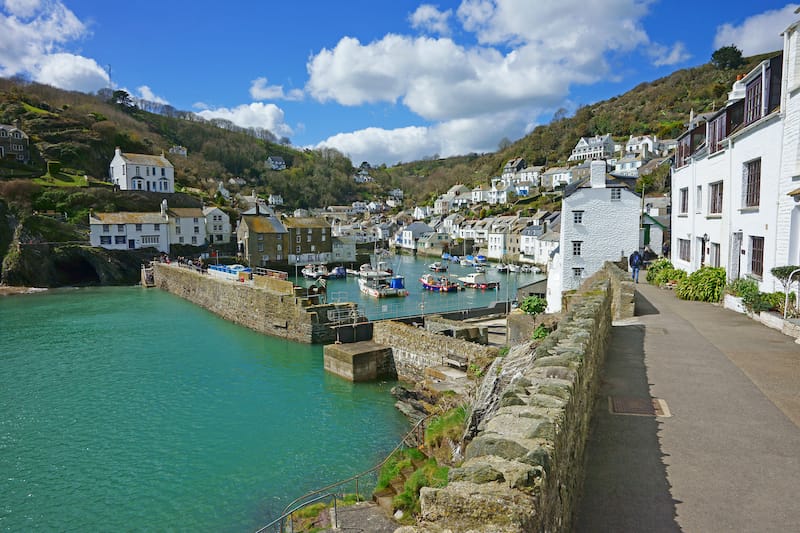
[255,416,429,533]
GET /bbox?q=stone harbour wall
[153,263,354,344]
[399,264,622,533]
[372,321,498,382]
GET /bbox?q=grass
[33,171,88,188]
[21,102,55,115]
[424,405,467,448]
[392,459,449,516]
[375,448,427,492]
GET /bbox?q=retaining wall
[399,263,627,533]
[153,263,358,344]
[372,321,498,382]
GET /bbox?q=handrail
[783,268,800,319]
[255,415,429,533]
[255,492,336,533]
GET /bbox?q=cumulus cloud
[650,42,691,67]
[249,76,303,101]
[137,85,168,104]
[316,110,530,166]
[410,4,452,35]
[306,0,663,125]
[0,0,109,92]
[197,102,293,137]
[714,4,800,56]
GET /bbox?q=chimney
[115,147,122,157]
[590,160,606,188]
[160,199,168,218]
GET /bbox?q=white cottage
[109,148,175,192]
[546,161,640,312]
[203,206,231,244]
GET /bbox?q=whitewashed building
[168,206,206,246]
[89,211,170,253]
[109,148,175,192]
[568,134,615,162]
[397,221,434,251]
[671,49,787,291]
[546,161,640,312]
[203,206,231,244]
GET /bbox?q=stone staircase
[372,457,428,515]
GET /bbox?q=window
[100,235,111,244]
[194,226,199,234]
[161,168,165,176]
[311,245,316,252]
[751,236,764,277]
[179,237,184,244]
[696,186,702,214]
[296,246,301,253]
[136,166,140,176]
[135,224,142,231]
[709,242,721,267]
[296,235,301,243]
[114,235,125,244]
[611,189,621,201]
[307,235,311,242]
[102,224,110,233]
[572,241,582,256]
[708,114,726,154]
[257,243,264,252]
[679,188,689,214]
[191,236,197,244]
[307,228,313,234]
[572,267,584,277]
[176,226,181,235]
[154,224,160,231]
[744,75,763,126]
[321,235,326,241]
[573,211,584,224]
[743,159,761,208]
[257,234,263,241]
[277,244,282,251]
[146,167,150,176]
[709,181,723,214]
[679,238,691,262]
[117,224,125,232]
[141,235,160,245]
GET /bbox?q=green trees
[711,45,745,70]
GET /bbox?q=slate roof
[120,152,173,167]
[241,215,286,234]
[89,212,166,224]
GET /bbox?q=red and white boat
[457,272,499,290]
[420,274,460,292]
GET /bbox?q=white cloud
[307,0,661,125]
[137,85,168,104]
[409,4,452,35]
[650,42,691,67]
[714,4,800,56]
[0,0,110,91]
[4,0,42,18]
[34,53,109,93]
[197,102,293,137]
[192,102,210,110]
[250,76,304,101]
[316,110,531,166]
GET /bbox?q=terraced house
[282,217,332,265]
[0,123,30,163]
[671,17,800,292]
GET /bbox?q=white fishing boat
[358,274,408,298]
[358,261,392,278]
[457,272,499,290]
[460,258,473,266]
[508,264,520,273]
[496,263,509,273]
[428,261,448,272]
[301,264,328,279]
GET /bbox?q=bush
[675,267,726,302]
[532,324,549,340]
[519,295,546,315]
[392,459,449,515]
[646,258,673,283]
[424,406,467,448]
[653,267,686,286]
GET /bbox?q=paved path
[576,283,800,532]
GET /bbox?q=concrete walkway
[576,283,800,532]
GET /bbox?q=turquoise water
[294,255,545,320]
[0,287,408,532]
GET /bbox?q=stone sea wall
[372,321,498,382]
[399,263,631,533]
[153,263,356,344]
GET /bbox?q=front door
[128,239,135,249]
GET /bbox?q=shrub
[653,267,686,286]
[424,406,467,448]
[532,324,549,340]
[646,258,673,283]
[392,459,449,515]
[519,295,547,315]
[675,267,726,302]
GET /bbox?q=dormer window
[744,74,764,126]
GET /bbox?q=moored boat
[508,264,520,273]
[301,264,329,279]
[496,263,509,273]
[420,274,460,292]
[428,261,448,272]
[326,265,347,279]
[457,272,499,290]
[358,274,408,298]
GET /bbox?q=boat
[359,261,392,278]
[508,264,520,273]
[358,274,409,298]
[476,255,487,263]
[428,261,448,272]
[460,258,473,266]
[457,272,499,290]
[420,274,460,292]
[301,264,329,279]
[520,264,532,273]
[474,265,486,273]
[325,265,347,279]
[496,263,509,273]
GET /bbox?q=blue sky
[1,1,798,166]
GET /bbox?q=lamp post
[700,233,708,267]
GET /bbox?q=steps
[372,456,429,515]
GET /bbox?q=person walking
[629,249,642,283]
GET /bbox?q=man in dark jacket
[629,250,642,283]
